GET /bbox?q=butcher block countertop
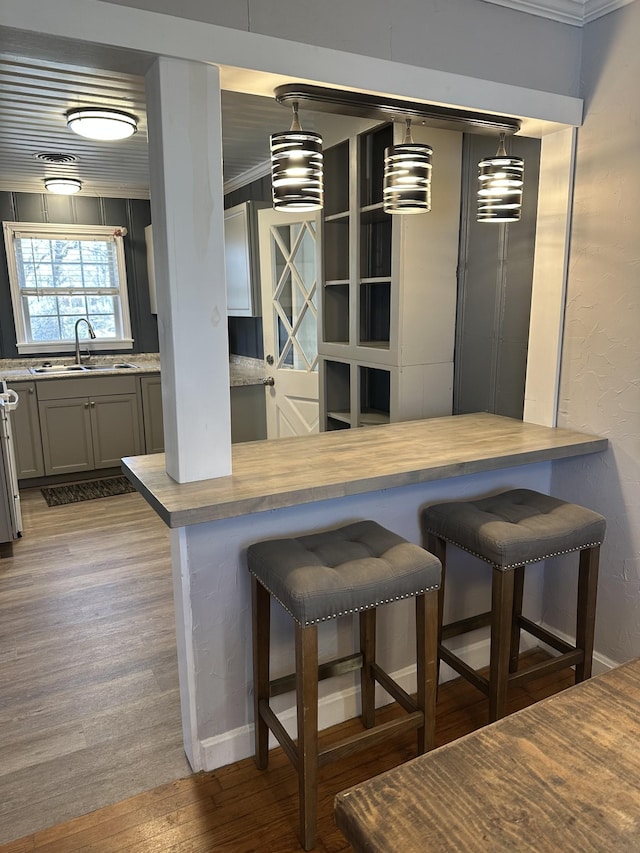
[121,413,607,529]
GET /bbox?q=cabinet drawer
[36,375,138,401]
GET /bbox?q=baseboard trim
[198,629,616,771]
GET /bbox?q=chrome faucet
[74,318,96,364]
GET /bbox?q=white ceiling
[0,50,294,200]
[0,0,635,201]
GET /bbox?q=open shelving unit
[319,120,462,431]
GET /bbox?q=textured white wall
[97,0,582,97]
[547,2,640,664]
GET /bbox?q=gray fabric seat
[421,489,606,723]
[249,519,441,849]
[248,519,441,626]
[422,488,606,569]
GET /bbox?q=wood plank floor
[0,486,191,846]
[0,486,577,851]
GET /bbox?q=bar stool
[248,520,441,850]
[421,489,605,723]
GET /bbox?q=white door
[259,208,320,439]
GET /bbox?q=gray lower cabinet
[231,385,267,443]
[37,376,143,476]
[140,374,164,454]
[8,381,45,479]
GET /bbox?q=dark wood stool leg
[427,534,447,685]
[251,575,270,770]
[296,622,318,851]
[416,589,439,754]
[509,565,525,673]
[360,608,376,729]
[575,545,600,683]
[489,567,515,723]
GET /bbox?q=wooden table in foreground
[334,658,640,852]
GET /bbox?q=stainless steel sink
[29,362,139,375]
[30,364,87,374]
[83,362,139,370]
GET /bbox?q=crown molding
[223,159,271,195]
[481,0,636,25]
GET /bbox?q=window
[2,221,133,354]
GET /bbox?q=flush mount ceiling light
[44,177,82,195]
[477,133,524,223]
[383,119,432,214]
[270,101,323,211]
[66,107,138,141]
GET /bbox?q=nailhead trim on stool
[248,519,441,850]
[422,488,605,724]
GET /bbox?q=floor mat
[41,476,137,506]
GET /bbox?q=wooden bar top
[334,658,640,851]
[121,413,607,528]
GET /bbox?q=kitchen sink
[30,364,87,374]
[83,362,139,370]
[30,362,139,375]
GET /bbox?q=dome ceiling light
[66,107,138,141]
[44,177,82,195]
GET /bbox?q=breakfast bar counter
[120,413,608,775]
[122,413,606,528]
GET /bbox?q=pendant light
[383,119,432,214]
[477,133,524,223]
[270,102,323,211]
[66,108,138,141]
[44,177,82,194]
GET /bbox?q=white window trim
[2,220,134,355]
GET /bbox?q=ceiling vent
[33,152,79,164]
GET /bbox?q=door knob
[263,376,275,387]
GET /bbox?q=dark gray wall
[0,191,157,358]
[454,133,541,420]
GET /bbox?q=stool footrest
[319,711,424,768]
[442,611,492,641]
[439,645,490,696]
[258,699,298,770]
[508,649,584,686]
[269,653,363,698]
[517,616,574,655]
[370,662,418,714]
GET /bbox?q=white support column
[145,57,231,482]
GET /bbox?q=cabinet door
[140,375,164,453]
[39,398,94,475]
[224,201,267,317]
[90,393,143,469]
[8,382,45,479]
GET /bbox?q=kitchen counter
[0,353,265,387]
[122,413,607,529]
[120,412,607,775]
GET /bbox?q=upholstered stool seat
[422,489,605,723]
[248,520,441,850]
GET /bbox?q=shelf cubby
[323,284,350,344]
[324,217,350,282]
[324,141,350,217]
[359,124,393,208]
[359,281,390,348]
[324,359,351,428]
[360,215,392,279]
[359,365,390,426]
